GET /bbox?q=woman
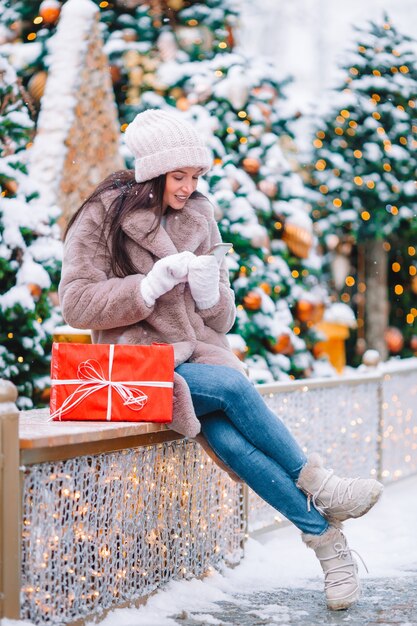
[59,109,383,611]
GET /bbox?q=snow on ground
[3,474,416,626]
[92,474,416,626]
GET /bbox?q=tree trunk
[363,239,389,361]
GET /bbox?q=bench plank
[19,409,169,449]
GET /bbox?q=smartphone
[209,242,233,263]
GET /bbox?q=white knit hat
[124,109,212,183]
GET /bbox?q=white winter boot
[297,453,383,522]
[302,526,364,611]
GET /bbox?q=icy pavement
[168,575,417,625]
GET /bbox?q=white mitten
[188,255,220,310]
[140,251,195,307]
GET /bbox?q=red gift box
[50,343,174,423]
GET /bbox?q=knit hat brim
[134,145,212,183]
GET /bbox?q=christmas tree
[2,0,342,381]
[0,55,61,407]
[307,15,417,361]
[117,5,336,381]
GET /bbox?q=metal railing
[247,358,417,533]
[15,415,246,626]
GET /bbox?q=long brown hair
[65,170,167,278]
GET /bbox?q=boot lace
[306,470,361,514]
[320,542,369,590]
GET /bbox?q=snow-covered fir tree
[0,55,62,407]
[0,0,62,106]
[307,16,417,360]
[114,3,335,381]
[3,0,341,381]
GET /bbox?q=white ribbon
[50,344,173,421]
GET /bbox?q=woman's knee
[216,367,252,401]
[202,414,250,459]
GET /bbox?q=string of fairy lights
[20,440,245,623]
[248,363,417,531]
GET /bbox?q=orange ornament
[269,333,294,355]
[242,157,261,175]
[3,178,18,195]
[109,65,122,85]
[384,327,404,354]
[28,283,42,299]
[27,70,48,103]
[167,0,184,9]
[295,300,315,323]
[39,386,51,403]
[259,282,272,295]
[176,97,190,111]
[39,0,61,24]
[282,223,313,259]
[243,291,262,310]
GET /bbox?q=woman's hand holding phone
[188,254,220,309]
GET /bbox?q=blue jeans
[176,363,329,535]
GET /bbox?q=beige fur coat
[59,189,245,438]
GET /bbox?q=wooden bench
[20,408,179,465]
